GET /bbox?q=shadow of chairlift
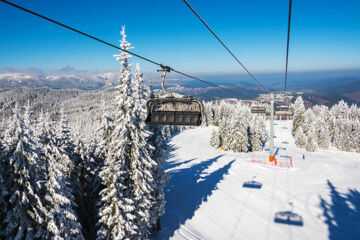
[274,202,304,226]
[282,141,289,144]
[274,211,304,226]
[242,176,262,189]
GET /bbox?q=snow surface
[152,120,360,240]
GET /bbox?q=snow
[152,120,360,240]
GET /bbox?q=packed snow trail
[151,120,360,240]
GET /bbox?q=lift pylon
[269,93,275,163]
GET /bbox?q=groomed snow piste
[152,120,360,240]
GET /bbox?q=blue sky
[1,0,360,75]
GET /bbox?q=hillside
[152,120,360,240]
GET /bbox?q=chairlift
[275,94,294,114]
[145,66,204,126]
[251,106,266,114]
[274,211,303,226]
[275,105,294,113]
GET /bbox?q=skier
[302,154,305,160]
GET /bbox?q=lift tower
[269,94,275,163]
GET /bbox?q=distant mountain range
[0,68,359,105]
[0,72,121,90]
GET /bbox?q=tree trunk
[157,217,161,232]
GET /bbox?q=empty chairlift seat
[251,106,266,113]
[145,96,204,126]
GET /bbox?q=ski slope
[152,120,360,240]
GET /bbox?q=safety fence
[250,156,293,168]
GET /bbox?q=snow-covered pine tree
[55,107,73,176]
[249,117,262,152]
[295,126,306,149]
[213,103,222,126]
[331,100,349,119]
[258,116,269,146]
[147,124,168,232]
[208,100,266,152]
[0,172,7,232]
[352,119,360,153]
[349,104,360,121]
[98,26,158,239]
[223,113,249,152]
[210,129,221,148]
[133,63,149,121]
[97,25,138,239]
[315,118,331,149]
[37,111,85,239]
[332,118,343,150]
[201,101,209,127]
[216,116,230,149]
[339,118,354,152]
[302,110,317,151]
[136,65,168,232]
[292,96,305,135]
[1,103,50,239]
[0,117,8,237]
[206,102,216,126]
[128,62,159,238]
[305,133,316,152]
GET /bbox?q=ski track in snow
[151,120,360,240]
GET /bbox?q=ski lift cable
[183,0,269,92]
[284,0,292,95]
[0,0,246,98]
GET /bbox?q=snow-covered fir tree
[315,118,331,150]
[1,104,49,239]
[222,113,249,152]
[55,108,74,176]
[207,100,268,152]
[293,100,360,153]
[210,129,221,148]
[38,111,84,239]
[249,117,263,152]
[292,96,305,136]
[147,124,168,232]
[97,26,161,239]
[295,126,306,149]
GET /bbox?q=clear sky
[1,0,360,75]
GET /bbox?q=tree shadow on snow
[163,158,197,171]
[320,180,360,240]
[162,143,179,162]
[152,155,234,239]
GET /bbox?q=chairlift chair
[145,66,204,126]
[251,106,266,114]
